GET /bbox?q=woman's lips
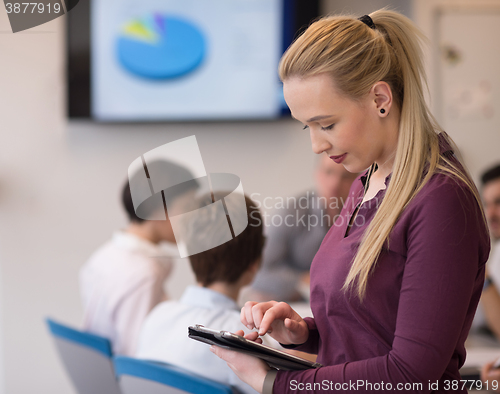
[330,153,347,164]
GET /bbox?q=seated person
[480,164,500,390]
[136,194,269,394]
[479,164,500,338]
[79,160,198,355]
[247,155,357,302]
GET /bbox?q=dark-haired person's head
[188,195,264,289]
[481,164,500,240]
[122,160,199,244]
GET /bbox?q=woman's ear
[371,81,393,117]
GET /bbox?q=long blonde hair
[279,10,484,300]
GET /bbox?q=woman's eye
[321,124,335,131]
[302,125,309,130]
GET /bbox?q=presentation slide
[91,0,283,121]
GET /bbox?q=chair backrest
[114,356,233,394]
[46,318,121,394]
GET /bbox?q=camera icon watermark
[128,135,249,258]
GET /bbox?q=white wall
[322,0,412,18]
[413,0,500,181]
[0,10,316,394]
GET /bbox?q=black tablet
[188,324,322,371]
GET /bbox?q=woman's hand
[210,330,270,393]
[241,301,309,345]
[481,360,500,392]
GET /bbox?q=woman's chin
[342,162,363,174]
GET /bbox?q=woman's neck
[375,105,400,176]
[362,164,391,204]
[373,159,393,182]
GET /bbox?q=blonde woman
[211,10,490,394]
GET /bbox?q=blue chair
[114,356,233,394]
[46,318,121,394]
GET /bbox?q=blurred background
[0,0,499,392]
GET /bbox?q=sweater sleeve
[272,181,488,393]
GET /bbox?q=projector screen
[91,0,283,121]
[66,0,320,121]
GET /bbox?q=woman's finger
[284,317,299,330]
[258,308,278,335]
[258,302,293,335]
[251,301,277,332]
[242,301,258,329]
[233,329,262,343]
[240,306,249,328]
[211,345,235,362]
[244,331,260,341]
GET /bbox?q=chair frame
[114,356,233,394]
[46,318,121,394]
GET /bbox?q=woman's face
[283,73,396,174]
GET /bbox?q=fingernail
[246,324,252,330]
[210,346,215,353]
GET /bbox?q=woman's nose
[310,128,331,155]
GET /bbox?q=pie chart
[117,14,206,80]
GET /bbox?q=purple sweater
[271,140,490,393]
